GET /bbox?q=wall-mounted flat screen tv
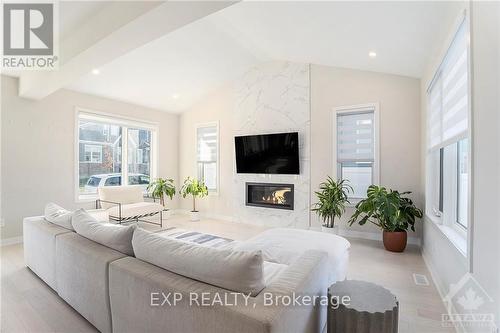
[235,132,300,174]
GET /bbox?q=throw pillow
[72,209,135,256]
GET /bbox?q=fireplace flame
[261,190,289,204]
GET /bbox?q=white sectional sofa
[23,212,350,333]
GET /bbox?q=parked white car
[84,173,150,194]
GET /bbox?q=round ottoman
[328,280,399,333]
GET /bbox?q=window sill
[426,213,467,257]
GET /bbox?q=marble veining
[231,61,311,228]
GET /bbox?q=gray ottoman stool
[328,280,399,333]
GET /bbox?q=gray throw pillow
[72,209,135,256]
[132,227,265,296]
[44,202,74,230]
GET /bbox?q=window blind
[427,20,469,151]
[337,111,375,162]
[197,126,217,162]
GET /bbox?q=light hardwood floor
[1,215,453,333]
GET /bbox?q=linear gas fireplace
[245,182,294,210]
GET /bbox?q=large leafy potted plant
[348,185,423,252]
[312,177,352,234]
[147,178,176,217]
[180,177,209,221]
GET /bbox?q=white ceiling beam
[18,1,236,99]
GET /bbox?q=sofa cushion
[107,202,163,219]
[23,216,72,290]
[132,227,266,296]
[263,261,288,286]
[56,232,126,333]
[98,186,144,209]
[72,209,135,256]
[44,202,74,230]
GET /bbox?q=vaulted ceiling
[7,1,465,113]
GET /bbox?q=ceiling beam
[18,1,236,99]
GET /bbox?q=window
[335,104,379,199]
[426,19,470,241]
[77,111,157,200]
[456,139,468,228]
[196,123,218,193]
[83,145,102,163]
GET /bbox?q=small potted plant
[348,185,423,252]
[312,177,352,234]
[147,178,176,217]
[180,177,208,221]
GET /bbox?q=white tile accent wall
[231,62,311,228]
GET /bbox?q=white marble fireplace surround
[178,60,311,229]
[232,62,310,228]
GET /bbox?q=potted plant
[312,177,352,234]
[147,178,176,217]
[348,185,423,252]
[180,177,209,221]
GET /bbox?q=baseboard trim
[421,247,462,333]
[1,236,23,247]
[172,209,238,223]
[337,229,421,246]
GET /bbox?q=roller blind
[337,111,375,162]
[197,125,217,162]
[427,20,469,151]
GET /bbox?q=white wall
[310,65,422,240]
[469,0,500,328]
[179,62,422,237]
[179,61,311,228]
[1,75,179,241]
[421,2,500,331]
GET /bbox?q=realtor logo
[2,2,58,69]
[3,3,53,55]
[442,273,496,331]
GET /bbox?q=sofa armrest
[225,249,329,333]
[96,199,122,219]
[109,250,328,333]
[96,199,122,209]
[143,194,157,203]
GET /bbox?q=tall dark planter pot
[382,231,407,252]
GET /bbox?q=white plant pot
[189,211,200,222]
[321,225,339,235]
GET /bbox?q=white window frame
[83,144,103,163]
[424,10,472,264]
[75,108,159,202]
[195,121,219,195]
[332,103,380,203]
[136,148,144,164]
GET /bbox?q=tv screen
[235,132,300,174]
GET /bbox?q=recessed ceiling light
[172,94,180,100]
[368,51,377,58]
[91,69,100,75]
